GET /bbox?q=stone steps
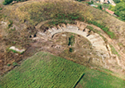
[38,23,108,56]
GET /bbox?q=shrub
[12,62,18,66]
[8,20,13,28]
[68,35,75,46]
[113,0,120,3]
[98,5,102,10]
[9,49,17,53]
[7,64,11,66]
[69,48,74,52]
[3,0,27,5]
[76,0,85,2]
[107,31,115,39]
[3,0,13,5]
[87,1,94,5]
[102,27,109,32]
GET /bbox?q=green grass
[109,44,120,56]
[76,69,125,88]
[86,25,97,33]
[0,8,2,10]
[87,20,115,39]
[1,51,125,88]
[0,52,85,88]
[6,0,116,39]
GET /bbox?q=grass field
[1,52,125,88]
[76,69,125,88]
[0,52,85,88]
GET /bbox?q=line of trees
[109,0,125,21]
[3,0,27,5]
[114,2,125,21]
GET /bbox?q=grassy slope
[76,69,125,88]
[3,0,125,46]
[4,0,125,50]
[0,52,85,88]
[4,0,125,33]
[4,0,91,25]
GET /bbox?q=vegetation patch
[8,20,13,28]
[109,44,120,56]
[86,25,97,33]
[86,20,115,39]
[3,0,27,5]
[6,0,116,39]
[76,69,125,88]
[68,35,75,46]
[69,47,74,52]
[0,52,85,88]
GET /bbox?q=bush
[7,64,11,66]
[102,27,109,32]
[8,20,13,28]
[68,35,75,46]
[87,1,94,5]
[107,31,115,39]
[10,49,17,53]
[3,0,13,5]
[3,1,7,5]
[98,5,102,10]
[69,48,74,52]
[113,0,120,3]
[12,62,18,66]
[76,0,85,2]
[3,0,27,5]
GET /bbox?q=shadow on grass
[73,73,85,88]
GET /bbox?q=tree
[3,0,27,5]
[3,0,13,5]
[76,0,85,2]
[109,5,115,11]
[119,11,125,20]
[98,5,102,10]
[113,0,120,3]
[114,2,125,16]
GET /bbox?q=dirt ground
[0,0,4,4]
[0,31,102,75]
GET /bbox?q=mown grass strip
[73,73,85,88]
[76,69,125,88]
